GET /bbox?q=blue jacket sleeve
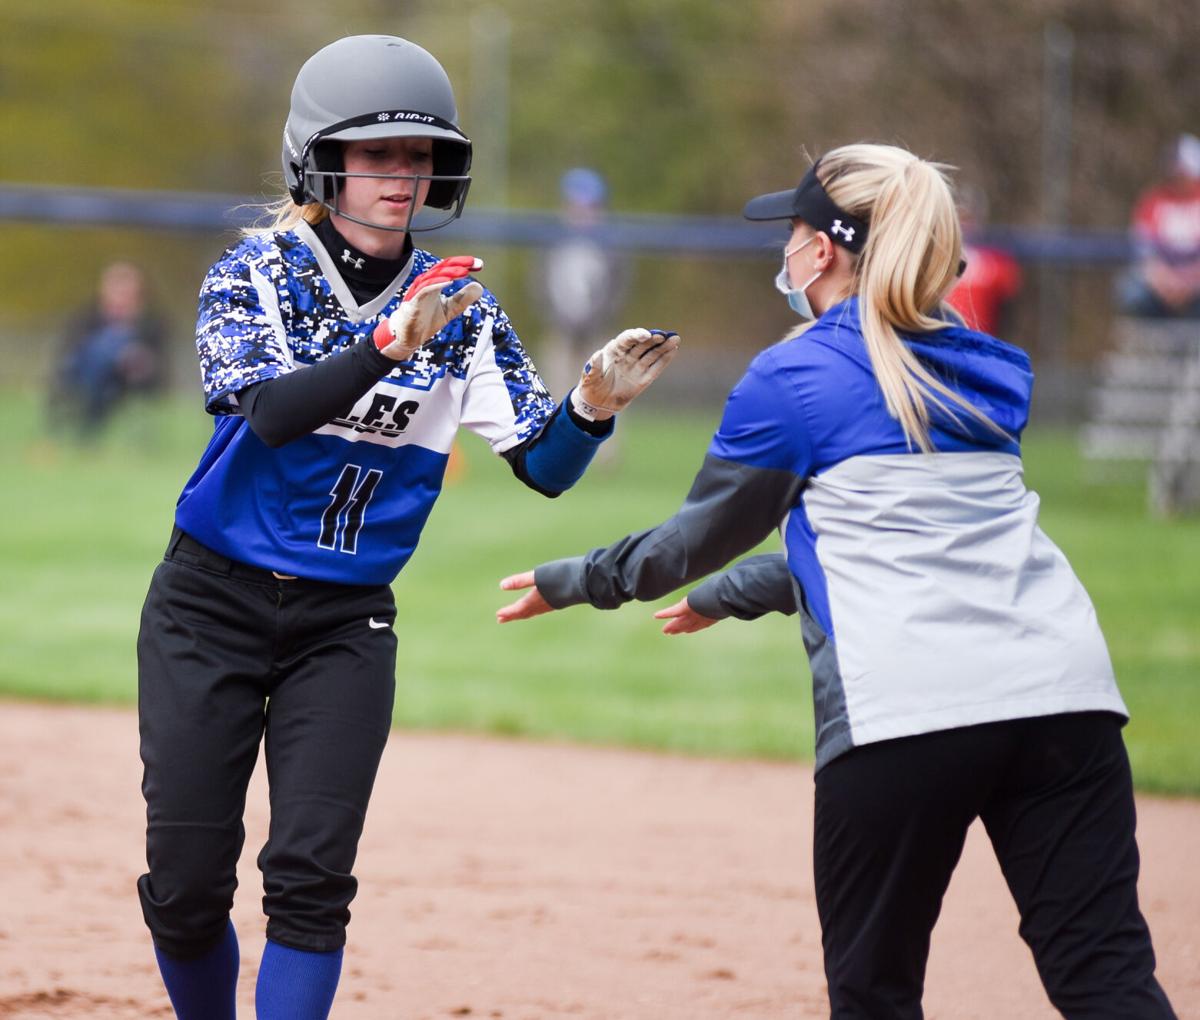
[708,346,814,475]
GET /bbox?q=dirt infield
[0,701,1196,1019]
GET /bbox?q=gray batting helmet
[281,35,472,230]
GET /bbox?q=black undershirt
[237,218,606,454]
[312,217,413,306]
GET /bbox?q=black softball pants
[813,712,1176,1020]
[137,528,397,958]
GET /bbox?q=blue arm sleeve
[504,398,612,497]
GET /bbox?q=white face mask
[774,234,823,320]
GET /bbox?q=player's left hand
[374,256,484,362]
[496,570,555,623]
[570,327,681,421]
[653,597,719,635]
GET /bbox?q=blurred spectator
[536,167,631,396]
[946,184,1022,336]
[49,261,168,439]
[1116,133,1200,319]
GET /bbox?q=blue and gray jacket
[536,297,1126,770]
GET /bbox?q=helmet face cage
[305,168,472,233]
[289,113,473,233]
[281,36,473,233]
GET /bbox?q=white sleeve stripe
[459,314,527,453]
[248,265,294,369]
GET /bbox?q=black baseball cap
[743,160,869,254]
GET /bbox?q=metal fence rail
[0,182,1136,263]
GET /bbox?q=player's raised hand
[570,327,681,421]
[374,256,484,362]
[653,597,719,636]
[496,570,555,623]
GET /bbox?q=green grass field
[3,391,1198,794]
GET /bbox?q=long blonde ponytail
[239,192,328,238]
[818,144,1004,451]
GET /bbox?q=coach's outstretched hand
[653,596,719,635]
[570,327,681,421]
[374,256,484,362]
[496,571,555,623]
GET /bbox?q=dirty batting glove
[373,256,484,362]
[570,328,681,421]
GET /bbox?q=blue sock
[154,919,239,1020]
[255,939,344,1020]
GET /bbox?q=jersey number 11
[319,463,383,555]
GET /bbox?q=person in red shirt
[946,185,1022,335]
[1117,133,1200,319]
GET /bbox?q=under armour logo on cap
[341,249,365,270]
[743,159,869,253]
[830,219,856,243]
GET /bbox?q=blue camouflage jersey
[175,221,558,584]
[536,297,1126,769]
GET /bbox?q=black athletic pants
[137,528,397,958]
[813,712,1176,1020]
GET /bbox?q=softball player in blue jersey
[136,35,678,1020]
[497,143,1176,1019]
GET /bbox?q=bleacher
[1081,317,1200,514]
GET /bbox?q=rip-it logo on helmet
[374,111,438,124]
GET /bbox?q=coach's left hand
[496,571,554,623]
[653,597,719,635]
